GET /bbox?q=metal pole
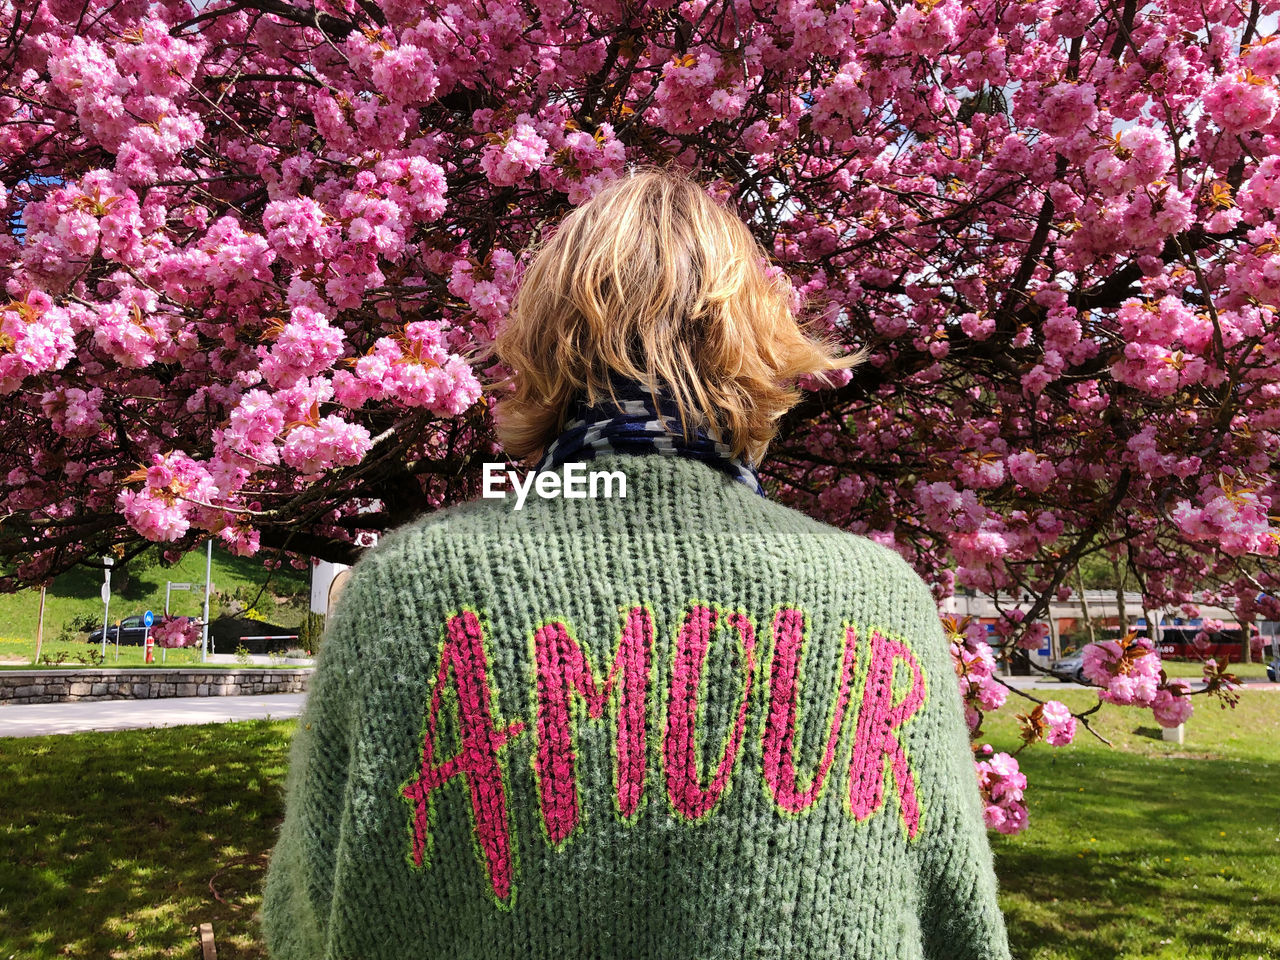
[33,584,47,666]
[100,568,112,659]
[200,539,212,663]
[163,582,170,664]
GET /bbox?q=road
[2,675,1276,739]
[0,693,306,738]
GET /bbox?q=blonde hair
[489,164,867,465]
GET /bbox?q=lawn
[1158,659,1272,681]
[0,721,294,960]
[0,693,1276,959]
[0,638,309,670]
[0,544,311,644]
[983,688,1280,960]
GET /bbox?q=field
[0,638,309,670]
[0,546,310,647]
[0,691,1275,959]
[985,688,1280,959]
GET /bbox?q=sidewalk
[4,675,1274,740]
[0,692,306,737]
[204,652,314,666]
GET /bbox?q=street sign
[100,583,109,604]
[143,610,154,627]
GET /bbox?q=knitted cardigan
[260,452,1012,960]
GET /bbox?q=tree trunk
[1076,565,1096,645]
[1241,615,1254,665]
[1112,556,1128,637]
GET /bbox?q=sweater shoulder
[334,464,939,632]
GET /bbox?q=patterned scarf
[531,376,766,497]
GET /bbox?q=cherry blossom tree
[3,0,1278,831]
[150,612,198,648]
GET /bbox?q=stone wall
[0,667,312,705]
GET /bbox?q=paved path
[0,693,306,738]
[3,674,1276,739]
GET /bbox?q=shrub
[297,611,325,657]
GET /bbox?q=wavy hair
[488,164,867,465]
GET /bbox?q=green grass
[0,637,309,669]
[1158,658,1272,681]
[0,721,294,960]
[0,694,1276,958]
[0,545,310,644]
[984,688,1280,960]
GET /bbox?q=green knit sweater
[260,452,1012,960]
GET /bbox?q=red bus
[1104,624,1264,662]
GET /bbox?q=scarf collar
[531,375,766,497]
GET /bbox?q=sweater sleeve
[259,564,367,960]
[902,575,1013,960]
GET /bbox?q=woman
[261,165,1012,960]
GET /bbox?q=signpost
[200,539,212,663]
[164,581,198,664]
[99,557,114,659]
[143,610,154,664]
[33,584,47,666]
[165,581,194,617]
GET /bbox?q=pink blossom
[959,311,995,340]
[481,122,549,186]
[280,415,373,475]
[975,746,1028,835]
[151,615,199,649]
[259,307,345,389]
[1151,679,1194,728]
[1172,488,1278,557]
[890,0,959,56]
[1006,451,1056,493]
[263,198,335,267]
[1081,637,1163,706]
[41,386,105,438]
[1205,72,1279,134]
[1037,81,1098,137]
[0,296,76,393]
[1041,700,1077,746]
[333,321,481,416]
[951,627,1007,732]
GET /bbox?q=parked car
[1048,651,1087,683]
[87,614,149,647]
[1266,640,1280,683]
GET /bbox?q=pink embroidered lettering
[762,610,860,813]
[846,629,927,838]
[402,609,526,904]
[401,604,934,905]
[664,605,758,820]
[532,607,654,844]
